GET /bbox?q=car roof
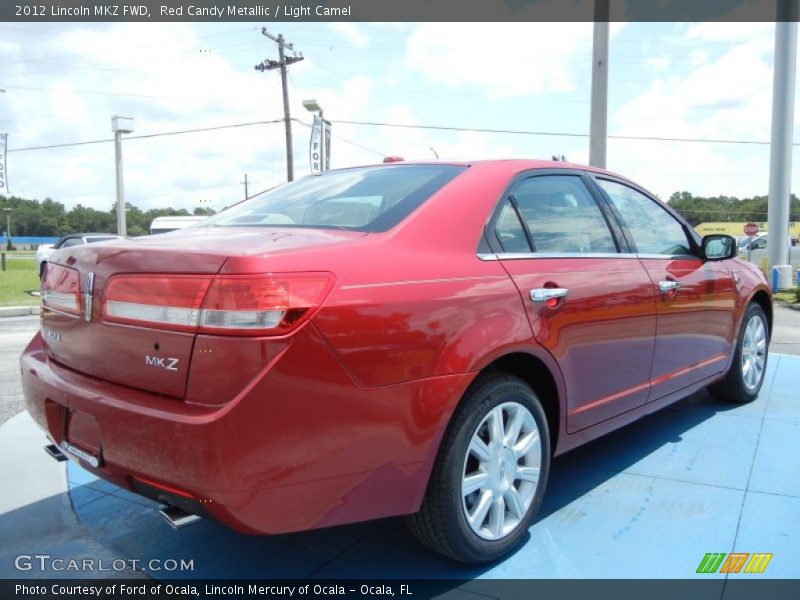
[349,158,631,182]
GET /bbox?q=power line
[332,119,800,147]
[7,119,283,153]
[6,116,788,158]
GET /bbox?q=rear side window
[201,164,466,232]
[597,179,694,256]
[493,175,618,254]
[494,202,531,253]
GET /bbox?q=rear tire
[709,302,769,404]
[406,374,550,564]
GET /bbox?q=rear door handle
[658,280,681,294]
[530,288,569,302]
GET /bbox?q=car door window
[494,175,618,254]
[598,179,695,257]
[60,238,84,248]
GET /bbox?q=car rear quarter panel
[225,162,540,389]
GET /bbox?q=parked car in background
[36,233,122,278]
[738,233,799,266]
[23,160,771,564]
[149,216,206,235]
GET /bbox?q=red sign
[744,222,759,236]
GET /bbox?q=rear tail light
[102,273,333,336]
[41,264,81,315]
[102,275,211,333]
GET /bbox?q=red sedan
[21,160,771,564]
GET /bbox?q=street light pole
[111,115,134,237]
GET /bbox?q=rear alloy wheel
[406,374,550,564]
[709,302,769,404]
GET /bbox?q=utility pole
[241,173,249,199]
[255,28,304,182]
[589,0,610,168]
[767,0,798,273]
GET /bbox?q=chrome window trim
[477,252,701,261]
[636,253,701,261]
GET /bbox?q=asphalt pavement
[0,315,38,426]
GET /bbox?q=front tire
[709,302,769,404]
[406,374,550,564]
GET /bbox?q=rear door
[593,178,737,399]
[488,171,657,432]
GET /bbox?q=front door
[594,178,737,399]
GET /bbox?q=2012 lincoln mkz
[21,160,772,564]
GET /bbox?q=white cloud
[405,23,595,99]
[329,23,369,48]
[608,23,784,198]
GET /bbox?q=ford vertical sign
[309,116,322,174]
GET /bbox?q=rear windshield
[200,164,466,232]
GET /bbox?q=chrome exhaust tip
[159,505,202,529]
[44,444,67,462]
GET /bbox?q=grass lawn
[774,289,799,305]
[0,257,40,306]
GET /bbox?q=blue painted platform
[63,354,800,580]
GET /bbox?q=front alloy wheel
[740,313,767,392]
[407,374,550,564]
[709,302,769,404]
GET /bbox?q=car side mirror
[702,234,737,261]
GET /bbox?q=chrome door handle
[658,280,681,293]
[530,288,569,302]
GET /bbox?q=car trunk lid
[41,227,363,399]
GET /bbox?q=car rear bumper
[20,326,473,534]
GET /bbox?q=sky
[0,20,795,215]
